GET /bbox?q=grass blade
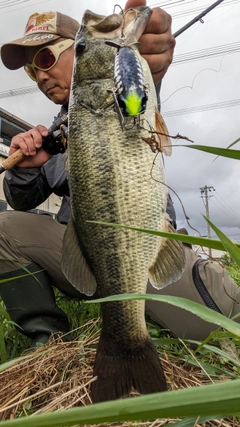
[87,221,239,251]
[204,216,240,267]
[180,144,240,160]
[89,293,240,337]
[0,379,240,426]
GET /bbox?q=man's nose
[35,69,49,83]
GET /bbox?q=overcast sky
[0,0,240,241]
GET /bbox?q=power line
[0,0,50,14]
[0,0,30,10]
[1,41,239,100]
[172,41,240,65]
[210,198,240,224]
[163,98,240,117]
[0,85,38,99]
[214,190,240,223]
[149,0,239,19]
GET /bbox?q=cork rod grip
[0,148,26,173]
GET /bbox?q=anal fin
[61,216,97,296]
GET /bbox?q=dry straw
[0,319,237,426]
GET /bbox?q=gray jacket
[4,106,71,225]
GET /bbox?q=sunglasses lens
[24,65,37,81]
[34,48,56,69]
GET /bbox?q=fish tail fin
[91,333,167,403]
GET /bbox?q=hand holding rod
[0,113,68,175]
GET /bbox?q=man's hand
[124,0,175,84]
[9,125,52,168]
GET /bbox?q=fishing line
[161,54,228,105]
[202,0,239,22]
[173,22,201,49]
[149,150,201,236]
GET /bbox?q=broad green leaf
[213,137,240,162]
[89,293,240,337]
[180,144,240,160]
[0,379,240,426]
[87,221,237,251]
[205,216,240,267]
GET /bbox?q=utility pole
[200,185,215,257]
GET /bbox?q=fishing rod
[173,0,225,38]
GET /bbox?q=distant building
[0,107,61,216]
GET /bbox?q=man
[0,1,239,348]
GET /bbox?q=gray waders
[0,262,71,346]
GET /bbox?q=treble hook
[113,4,125,40]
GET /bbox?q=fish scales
[62,6,186,403]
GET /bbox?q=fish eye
[75,38,87,55]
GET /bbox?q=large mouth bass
[62,6,186,403]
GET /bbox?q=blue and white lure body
[105,5,171,155]
[114,46,148,118]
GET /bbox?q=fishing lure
[114,46,148,118]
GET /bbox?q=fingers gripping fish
[62,6,186,403]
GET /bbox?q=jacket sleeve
[3,106,69,212]
[3,151,70,211]
[3,166,52,211]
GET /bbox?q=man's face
[24,39,74,105]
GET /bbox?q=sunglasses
[24,39,74,81]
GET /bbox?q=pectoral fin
[148,215,186,289]
[61,216,97,296]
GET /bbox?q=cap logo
[24,12,57,36]
[22,34,55,44]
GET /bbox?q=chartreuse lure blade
[124,91,143,116]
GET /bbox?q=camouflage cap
[1,11,80,70]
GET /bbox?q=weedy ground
[0,271,240,426]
